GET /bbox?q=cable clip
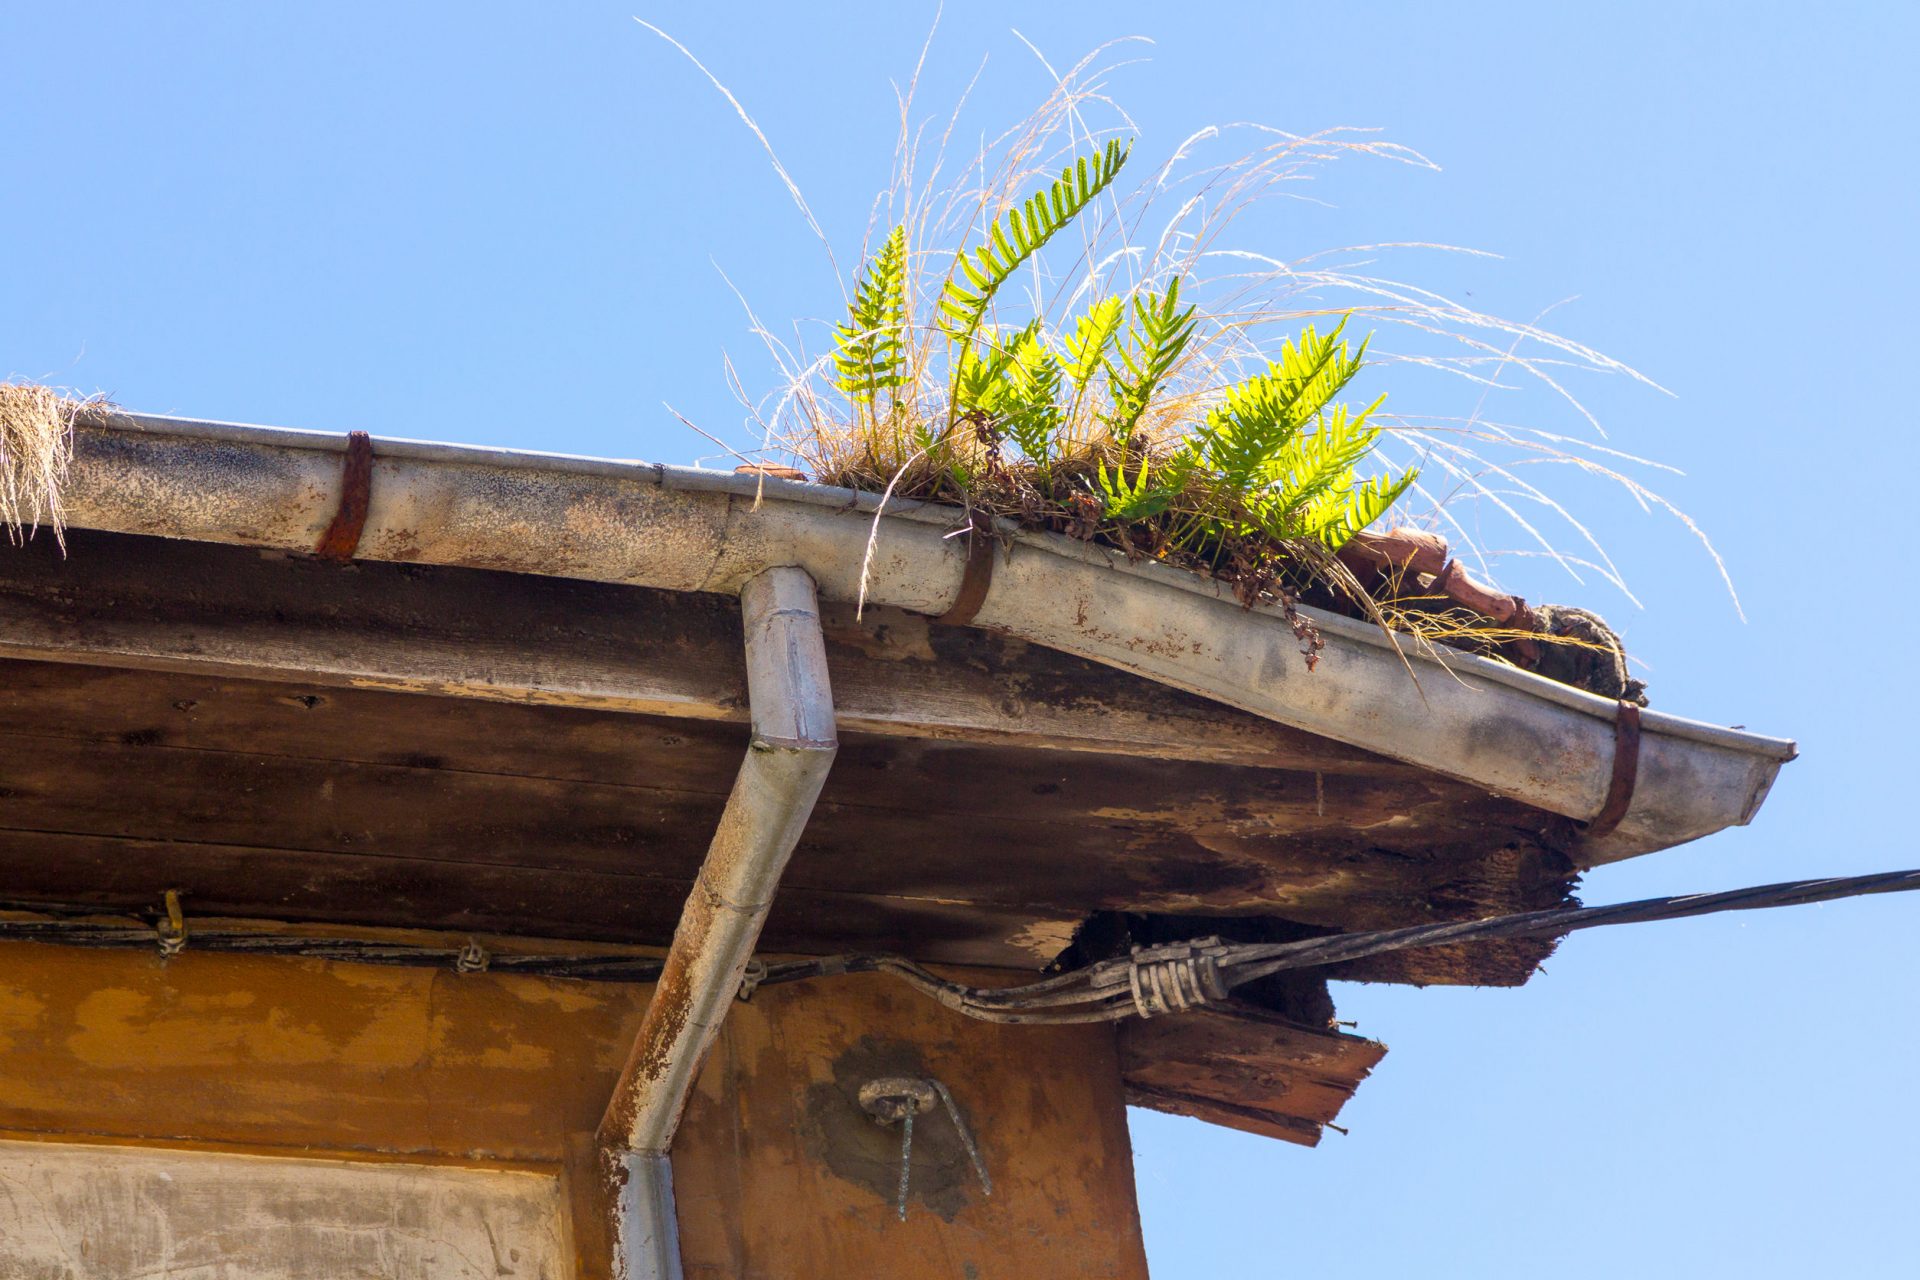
[737,957,769,1002]
[1125,936,1230,1018]
[455,938,491,974]
[156,889,188,959]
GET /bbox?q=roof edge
[52,409,1795,864]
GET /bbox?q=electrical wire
[0,918,671,983]
[4,869,1915,1025]
[748,869,1920,1023]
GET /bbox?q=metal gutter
[55,410,1796,864]
[595,566,838,1279]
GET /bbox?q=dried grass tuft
[0,381,75,545]
[643,26,1738,691]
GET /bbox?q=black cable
[758,869,1920,1023]
[0,916,670,983]
[1218,868,1920,987]
[5,869,1916,1024]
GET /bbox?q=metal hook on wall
[857,1075,992,1221]
[156,889,188,959]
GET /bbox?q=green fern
[803,129,1431,620]
[1260,400,1386,515]
[1105,277,1197,445]
[1181,320,1363,497]
[951,323,1066,473]
[1063,296,1124,390]
[938,139,1131,346]
[999,329,1066,468]
[1301,470,1418,550]
[1173,319,1413,551]
[1096,451,1178,521]
[952,323,1033,417]
[833,225,910,408]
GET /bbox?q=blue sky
[5,3,1917,1275]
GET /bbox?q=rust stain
[314,430,374,562]
[598,944,697,1148]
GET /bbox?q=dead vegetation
[9,34,1706,702]
[647,30,1695,692]
[0,381,74,544]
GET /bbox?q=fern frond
[953,322,1033,416]
[1063,296,1125,390]
[1096,452,1177,521]
[1001,329,1066,467]
[833,225,910,408]
[1167,317,1417,552]
[1260,397,1387,515]
[1270,320,1368,417]
[1105,277,1197,445]
[1183,320,1365,494]
[1303,468,1420,550]
[950,323,1067,472]
[938,139,1132,345]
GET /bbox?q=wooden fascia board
[0,530,1381,774]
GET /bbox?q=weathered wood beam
[0,829,1074,969]
[0,530,1385,773]
[0,718,1554,934]
[1120,1003,1385,1147]
[0,531,1571,986]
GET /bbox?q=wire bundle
[750,869,1920,1023]
[5,870,1915,1025]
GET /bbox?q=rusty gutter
[54,410,1795,864]
[595,565,837,1280]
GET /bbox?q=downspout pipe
[596,565,838,1280]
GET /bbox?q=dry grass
[0,381,74,545]
[640,24,1739,665]
[0,35,1701,702]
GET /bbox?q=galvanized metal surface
[595,566,837,1279]
[59,411,1795,864]
[616,1153,683,1280]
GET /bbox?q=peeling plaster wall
[0,940,1151,1279]
[0,1140,569,1279]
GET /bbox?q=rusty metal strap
[1585,700,1643,838]
[316,430,374,562]
[935,518,997,627]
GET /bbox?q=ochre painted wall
[675,968,1149,1279]
[0,939,1148,1279]
[0,940,650,1161]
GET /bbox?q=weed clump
[0,381,74,544]
[805,137,1412,629]
[671,38,1738,690]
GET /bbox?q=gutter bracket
[1584,700,1643,838]
[315,430,374,562]
[935,512,997,628]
